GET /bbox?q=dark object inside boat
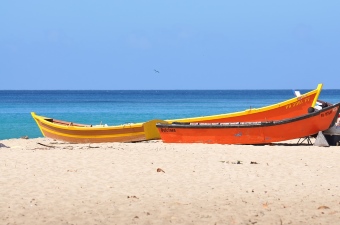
[308,107,315,113]
[308,101,333,114]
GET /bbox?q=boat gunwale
[31,112,144,131]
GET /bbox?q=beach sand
[1,137,340,225]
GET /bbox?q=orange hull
[157,103,340,145]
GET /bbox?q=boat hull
[323,115,340,135]
[31,113,165,143]
[157,103,340,145]
[167,84,323,123]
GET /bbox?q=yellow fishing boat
[31,114,165,143]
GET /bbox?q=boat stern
[143,119,169,140]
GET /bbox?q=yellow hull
[31,113,165,143]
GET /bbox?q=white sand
[1,137,340,225]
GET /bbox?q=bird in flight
[154,69,160,73]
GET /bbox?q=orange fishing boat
[31,83,323,143]
[156,102,340,145]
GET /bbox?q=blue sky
[1,1,339,90]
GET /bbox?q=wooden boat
[31,83,323,143]
[166,83,323,123]
[156,102,340,145]
[31,112,166,143]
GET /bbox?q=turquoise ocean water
[1,89,340,140]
